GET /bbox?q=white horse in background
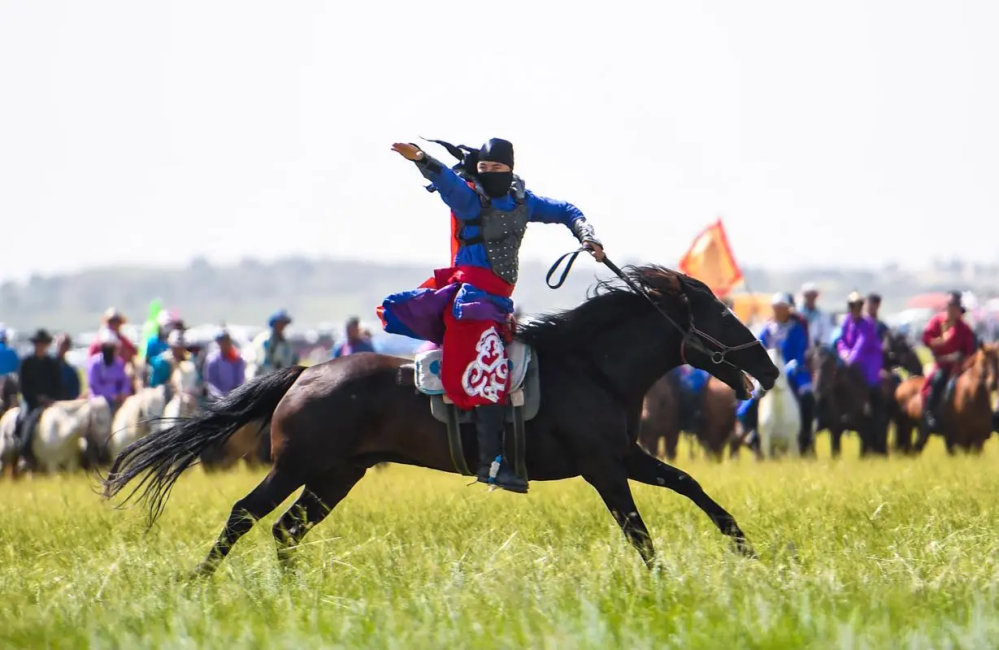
[758,347,801,459]
[31,398,113,473]
[160,360,201,431]
[109,385,167,462]
[0,407,20,477]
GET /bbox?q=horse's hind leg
[272,466,367,566]
[624,446,756,558]
[194,467,303,577]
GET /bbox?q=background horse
[33,398,112,474]
[758,347,800,459]
[639,371,740,462]
[0,406,20,477]
[200,421,273,472]
[160,360,201,429]
[879,331,924,453]
[810,346,875,456]
[0,375,18,419]
[896,343,999,454]
[638,372,681,460]
[109,386,167,462]
[105,265,779,576]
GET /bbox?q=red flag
[677,217,744,298]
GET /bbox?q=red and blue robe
[378,158,587,410]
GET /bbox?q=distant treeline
[1,256,995,333]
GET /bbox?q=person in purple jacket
[86,330,130,409]
[202,329,246,401]
[836,291,886,454]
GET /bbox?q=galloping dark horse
[811,330,923,457]
[103,266,779,575]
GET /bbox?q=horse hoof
[189,562,217,580]
[733,538,759,560]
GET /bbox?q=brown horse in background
[639,370,739,461]
[895,343,999,454]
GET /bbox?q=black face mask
[478,171,513,198]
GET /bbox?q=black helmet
[478,138,514,169]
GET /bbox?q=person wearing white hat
[799,283,834,349]
[736,292,816,454]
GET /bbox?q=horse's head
[884,331,924,376]
[635,268,779,398]
[519,264,778,400]
[975,342,999,391]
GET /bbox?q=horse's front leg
[582,462,655,567]
[625,446,756,558]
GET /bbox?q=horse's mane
[516,264,693,352]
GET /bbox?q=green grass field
[2,434,998,649]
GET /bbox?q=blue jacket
[0,344,18,376]
[420,162,585,272]
[148,352,177,388]
[59,359,81,400]
[759,319,812,393]
[737,318,811,418]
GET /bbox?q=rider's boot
[15,407,39,469]
[922,372,944,433]
[474,404,527,494]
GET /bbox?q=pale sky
[1,0,997,280]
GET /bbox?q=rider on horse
[16,329,62,466]
[381,138,604,493]
[737,293,815,453]
[837,291,886,450]
[865,293,890,342]
[920,291,976,432]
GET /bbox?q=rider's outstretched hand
[392,143,425,161]
[584,241,606,262]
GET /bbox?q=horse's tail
[101,365,306,526]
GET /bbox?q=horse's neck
[587,312,684,402]
[961,354,990,392]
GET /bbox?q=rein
[547,249,762,394]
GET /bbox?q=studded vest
[459,177,529,285]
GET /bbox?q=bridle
[547,249,764,394]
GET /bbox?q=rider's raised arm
[413,155,482,220]
[526,193,601,246]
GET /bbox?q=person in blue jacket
[0,325,19,377]
[737,292,816,454]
